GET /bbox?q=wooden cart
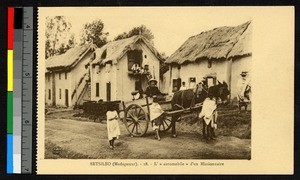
[120,97,203,137]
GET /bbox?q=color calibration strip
[7,7,33,174]
[7,7,14,174]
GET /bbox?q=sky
[41,7,252,56]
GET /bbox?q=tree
[45,16,75,59]
[79,19,108,48]
[114,25,154,43]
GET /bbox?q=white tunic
[149,103,164,122]
[236,77,251,101]
[199,98,217,126]
[106,110,121,140]
[179,86,187,90]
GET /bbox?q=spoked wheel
[124,104,149,137]
[159,115,172,132]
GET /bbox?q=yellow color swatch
[7,50,13,91]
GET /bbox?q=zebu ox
[170,81,230,137]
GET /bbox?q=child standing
[106,103,121,149]
[199,90,217,140]
[149,96,164,141]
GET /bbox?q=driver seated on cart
[145,78,164,99]
[149,96,165,141]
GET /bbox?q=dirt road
[45,117,251,159]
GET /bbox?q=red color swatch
[7,7,14,50]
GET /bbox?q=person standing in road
[106,103,121,149]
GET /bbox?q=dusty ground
[45,106,251,159]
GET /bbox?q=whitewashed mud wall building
[45,44,96,107]
[164,21,252,101]
[89,35,163,102]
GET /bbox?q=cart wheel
[159,115,172,132]
[124,104,149,137]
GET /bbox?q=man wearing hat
[145,78,162,98]
[237,71,251,110]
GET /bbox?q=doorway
[65,89,69,107]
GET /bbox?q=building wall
[45,72,53,106]
[230,55,252,102]
[91,41,161,102]
[90,62,116,102]
[45,50,92,107]
[160,71,170,94]
[53,71,72,107]
[168,59,229,93]
[90,65,100,101]
[116,56,136,102]
[69,51,92,105]
[166,56,251,101]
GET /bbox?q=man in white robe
[237,71,251,102]
[237,71,251,111]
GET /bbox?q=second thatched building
[164,21,252,101]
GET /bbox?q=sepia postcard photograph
[37,7,294,174]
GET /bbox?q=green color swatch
[7,92,13,133]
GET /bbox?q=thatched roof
[228,22,252,59]
[92,35,163,66]
[46,44,96,71]
[165,21,251,64]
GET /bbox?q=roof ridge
[166,20,252,64]
[225,21,251,59]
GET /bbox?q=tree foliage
[114,25,154,43]
[45,16,75,59]
[79,19,108,48]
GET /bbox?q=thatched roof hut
[91,35,163,66]
[46,43,96,71]
[165,21,252,64]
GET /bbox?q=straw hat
[149,78,157,84]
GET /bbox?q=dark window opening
[208,60,212,68]
[172,78,181,92]
[144,54,147,59]
[144,64,149,71]
[127,50,143,71]
[189,77,196,83]
[106,82,111,102]
[96,83,100,97]
[59,73,61,80]
[59,89,62,99]
[135,81,142,91]
[48,89,51,100]
[189,77,196,88]
[65,72,67,79]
